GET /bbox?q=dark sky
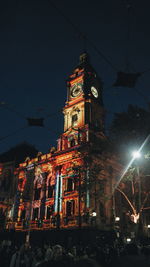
[0,0,150,154]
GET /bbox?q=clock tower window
[70,138,75,147]
[72,114,78,126]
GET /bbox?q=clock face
[91,86,98,98]
[71,83,82,97]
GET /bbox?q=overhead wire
[0,101,63,142]
[125,1,132,72]
[0,126,29,143]
[47,0,118,72]
[0,102,26,120]
[0,99,115,143]
[0,102,62,120]
[110,1,150,105]
[140,68,150,75]
[123,1,150,74]
[1,1,150,145]
[48,0,150,106]
[132,85,150,104]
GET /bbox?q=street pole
[137,165,142,237]
[112,187,116,227]
[137,166,141,214]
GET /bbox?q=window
[34,188,41,200]
[66,200,75,216]
[66,178,77,192]
[72,114,78,126]
[70,138,75,147]
[46,205,54,219]
[20,209,26,221]
[67,178,73,192]
[48,185,54,198]
[32,208,39,220]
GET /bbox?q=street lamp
[132,150,141,159]
[90,211,97,226]
[131,151,141,213]
[132,150,141,207]
[131,150,142,239]
[115,217,120,234]
[92,211,97,217]
[115,216,120,222]
[147,225,150,238]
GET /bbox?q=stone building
[5,53,122,231]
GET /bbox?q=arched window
[48,185,54,198]
[72,114,78,126]
[70,138,76,147]
[46,205,54,219]
[46,168,55,198]
[66,200,75,216]
[32,208,39,220]
[34,188,41,200]
[20,209,26,221]
[67,178,73,192]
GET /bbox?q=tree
[109,104,150,162]
[114,165,150,237]
[0,142,38,166]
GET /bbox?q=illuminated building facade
[5,53,121,231]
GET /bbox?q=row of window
[57,130,87,151]
[34,178,77,200]
[20,200,106,224]
[20,200,75,221]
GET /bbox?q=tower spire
[79,52,90,65]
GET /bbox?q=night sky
[0,0,150,155]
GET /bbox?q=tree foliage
[0,142,38,166]
[109,104,150,162]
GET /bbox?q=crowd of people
[0,235,150,267]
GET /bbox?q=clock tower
[63,53,105,139]
[8,52,122,233]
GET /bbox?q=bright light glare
[147,225,150,228]
[126,238,131,243]
[112,134,150,194]
[132,151,141,159]
[115,217,120,222]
